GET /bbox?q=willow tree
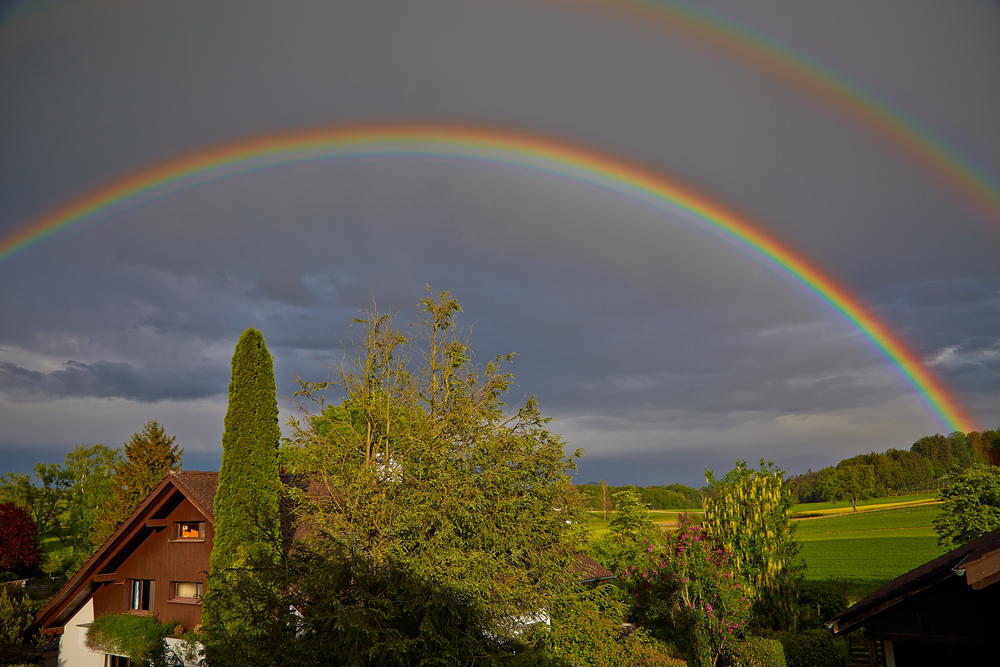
[204,328,281,650]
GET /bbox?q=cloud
[0,359,225,402]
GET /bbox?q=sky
[1,0,999,487]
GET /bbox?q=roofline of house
[33,471,215,635]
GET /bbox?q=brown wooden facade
[35,471,219,636]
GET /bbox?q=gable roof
[571,554,616,583]
[829,526,1000,635]
[34,471,217,634]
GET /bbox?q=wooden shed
[828,527,1000,666]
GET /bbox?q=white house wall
[57,598,105,667]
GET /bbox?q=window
[172,581,203,601]
[130,579,153,613]
[106,656,131,667]
[177,521,205,539]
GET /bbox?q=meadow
[791,493,938,516]
[796,503,944,584]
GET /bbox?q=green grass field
[791,493,938,516]
[584,499,946,602]
[797,504,945,586]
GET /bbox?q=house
[34,471,219,667]
[35,471,615,666]
[828,526,1000,666]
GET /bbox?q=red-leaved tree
[0,502,42,576]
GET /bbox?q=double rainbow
[0,124,976,433]
[584,0,1000,227]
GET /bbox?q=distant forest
[577,428,1000,509]
[575,482,704,510]
[788,428,1000,503]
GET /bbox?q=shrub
[85,614,175,667]
[726,636,786,667]
[0,588,42,666]
[629,513,752,667]
[796,580,849,630]
[546,586,685,667]
[776,629,848,667]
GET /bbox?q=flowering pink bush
[625,513,751,667]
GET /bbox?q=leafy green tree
[0,588,42,665]
[598,479,612,520]
[92,423,180,546]
[0,465,72,546]
[588,485,661,574]
[815,468,838,504]
[64,443,120,548]
[609,486,654,543]
[204,328,281,652]
[2,443,121,579]
[933,465,1000,549]
[205,290,586,666]
[703,459,801,632]
[833,464,876,512]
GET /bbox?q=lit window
[130,579,153,613]
[177,521,205,539]
[173,582,203,600]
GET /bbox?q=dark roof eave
[829,527,1000,635]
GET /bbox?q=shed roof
[829,526,1000,635]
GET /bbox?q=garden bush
[796,579,849,629]
[726,636,786,667]
[629,513,752,667]
[776,629,848,667]
[0,588,42,666]
[85,613,175,667]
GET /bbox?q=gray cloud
[1,0,998,482]
[0,359,225,402]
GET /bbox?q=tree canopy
[933,465,1000,549]
[92,423,181,546]
[204,328,281,654]
[204,289,586,666]
[702,459,800,632]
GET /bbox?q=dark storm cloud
[0,0,998,479]
[0,359,225,402]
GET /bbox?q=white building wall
[57,598,105,667]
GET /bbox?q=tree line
[787,429,1000,510]
[0,422,182,585]
[576,481,704,513]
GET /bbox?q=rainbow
[5,1,998,227]
[583,0,1000,227]
[0,123,976,433]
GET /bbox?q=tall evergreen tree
[204,328,281,648]
[91,422,181,546]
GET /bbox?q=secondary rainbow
[571,0,1000,228]
[6,1,998,227]
[0,123,976,433]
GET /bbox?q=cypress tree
[204,328,281,650]
[211,328,281,569]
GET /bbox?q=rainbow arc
[0,123,976,433]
